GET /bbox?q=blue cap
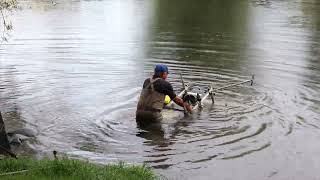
[154,64,169,73]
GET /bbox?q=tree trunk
[0,111,16,158]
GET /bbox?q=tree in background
[0,0,18,42]
[0,0,18,157]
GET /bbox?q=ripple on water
[141,64,279,168]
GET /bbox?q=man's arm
[157,80,193,113]
[173,96,193,113]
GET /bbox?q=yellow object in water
[164,95,171,104]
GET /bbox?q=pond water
[0,0,319,179]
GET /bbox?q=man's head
[154,64,169,79]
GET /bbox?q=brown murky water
[0,0,320,179]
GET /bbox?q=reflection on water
[0,0,320,179]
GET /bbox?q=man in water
[136,64,192,126]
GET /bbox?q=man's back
[142,77,176,101]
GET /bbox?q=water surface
[0,0,320,179]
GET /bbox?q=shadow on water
[300,0,320,123]
[149,0,251,73]
[0,67,29,131]
[136,122,166,147]
[136,113,195,169]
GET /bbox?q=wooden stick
[0,170,29,176]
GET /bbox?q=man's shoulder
[155,78,171,86]
[154,79,176,98]
[143,78,173,90]
[143,78,151,88]
[153,79,174,93]
[144,78,151,83]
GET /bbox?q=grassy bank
[0,157,159,180]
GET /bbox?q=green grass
[0,157,160,180]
